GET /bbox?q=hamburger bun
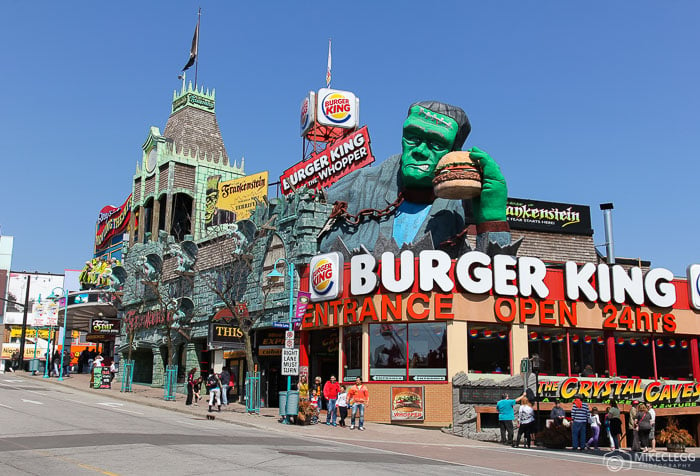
[432,151,482,199]
[393,391,422,412]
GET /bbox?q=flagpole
[194,8,201,89]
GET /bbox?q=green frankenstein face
[401,105,458,188]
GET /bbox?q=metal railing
[164,364,178,401]
[245,371,261,414]
[121,360,134,392]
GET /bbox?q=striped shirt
[571,402,590,423]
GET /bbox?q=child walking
[336,385,348,427]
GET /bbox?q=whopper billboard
[280,126,375,194]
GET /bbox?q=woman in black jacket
[186,368,197,406]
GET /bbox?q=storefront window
[614,333,654,379]
[369,323,448,382]
[527,328,567,376]
[568,331,607,377]
[343,326,362,382]
[468,324,510,374]
[655,337,692,380]
[408,323,447,381]
[370,324,407,381]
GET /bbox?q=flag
[182,22,199,71]
[326,38,332,88]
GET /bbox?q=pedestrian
[570,396,590,451]
[206,371,222,413]
[629,400,641,452]
[11,350,19,372]
[51,350,60,377]
[636,403,652,452]
[94,354,104,368]
[193,375,202,405]
[603,406,614,448]
[311,376,324,412]
[323,375,341,426]
[87,348,96,373]
[336,385,348,427]
[550,399,565,426]
[496,392,526,445]
[78,349,88,374]
[586,407,601,450]
[513,397,535,448]
[186,368,197,406]
[648,403,656,452]
[347,377,369,430]
[297,375,309,401]
[607,401,622,449]
[109,360,118,382]
[220,366,230,406]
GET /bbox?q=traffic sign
[284,338,294,349]
[281,348,299,376]
[285,331,294,340]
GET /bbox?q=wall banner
[206,172,268,226]
[391,386,425,421]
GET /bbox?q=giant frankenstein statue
[319,101,521,258]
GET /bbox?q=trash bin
[278,390,289,416]
[286,390,300,417]
[29,359,40,373]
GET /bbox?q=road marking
[110,408,144,415]
[0,403,13,409]
[21,399,43,405]
[1,379,25,383]
[97,402,124,407]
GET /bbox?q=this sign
[295,292,311,321]
[285,331,295,340]
[172,92,215,113]
[285,339,294,349]
[90,318,120,335]
[280,126,374,194]
[538,377,700,408]
[95,195,132,250]
[34,299,59,327]
[309,252,344,302]
[506,198,592,235]
[209,323,245,349]
[390,386,425,421]
[86,333,116,342]
[206,172,268,226]
[9,328,56,339]
[300,91,316,136]
[459,386,523,405]
[687,264,700,310]
[123,308,171,331]
[258,330,288,356]
[316,88,359,128]
[1,343,47,360]
[520,358,530,374]
[281,348,299,376]
[93,367,111,389]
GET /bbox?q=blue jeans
[326,399,337,424]
[221,385,229,405]
[572,421,587,449]
[351,403,365,427]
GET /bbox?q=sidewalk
[22,371,474,447]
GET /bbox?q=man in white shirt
[648,404,656,452]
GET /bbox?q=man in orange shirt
[347,377,369,430]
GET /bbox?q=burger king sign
[309,252,344,302]
[316,88,359,129]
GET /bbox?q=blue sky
[1,1,698,276]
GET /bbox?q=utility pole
[18,275,32,368]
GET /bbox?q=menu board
[93,367,111,389]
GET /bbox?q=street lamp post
[48,287,70,381]
[531,354,542,434]
[266,257,295,395]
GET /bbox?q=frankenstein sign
[506,197,592,235]
[209,323,245,349]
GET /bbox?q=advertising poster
[280,126,374,194]
[5,273,65,326]
[506,198,592,235]
[390,386,425,421]
[205,172,268,226]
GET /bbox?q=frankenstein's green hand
[470,146,507,223]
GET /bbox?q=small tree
[197,221,274,376]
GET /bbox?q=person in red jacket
[323,375,341,426]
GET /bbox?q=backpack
[206,374,218,389]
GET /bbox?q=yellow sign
[10,328,56,339]
[1,343,47,360]
[212,172,268,222]
[223,350,245,359]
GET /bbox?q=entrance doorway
[310,329,339,381]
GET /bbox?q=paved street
[0,374,697,475]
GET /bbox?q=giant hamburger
[432,151,482,199]
[393,390,423,412]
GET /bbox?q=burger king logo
[309,252,344,302]
[316,88,358,129]
[312,258,335,295]
[299,92,315,136]
[321,92,352,124]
